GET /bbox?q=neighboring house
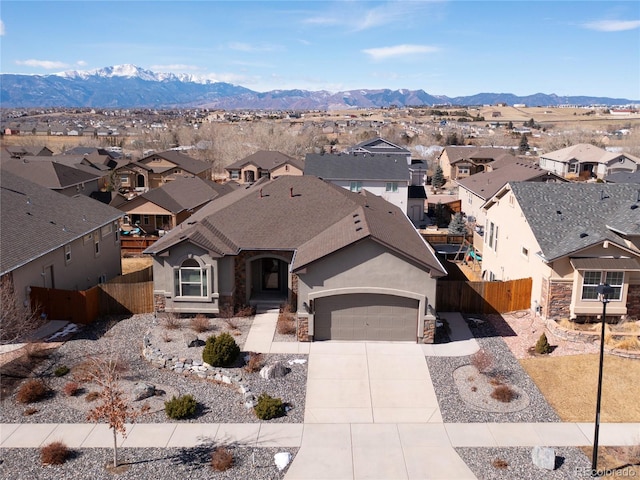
[225,150,304,184]
[0,171,123,308]
[348,137,411,164]
[144,176,446,343]
[114,150,212,192]
[304,152,411,214]
[481,182,640,322]
[113,176,235,235]
[538,143,640,180]
[456,162,566,230]
[0,158,101,197]
[438,146,514,180]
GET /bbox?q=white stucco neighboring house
[538,143,640,180]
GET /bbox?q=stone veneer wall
[626,284,640,318]
[546,280,572,319]
[154,294,166,313]
[422,318,436,344]
[297,315,310,342]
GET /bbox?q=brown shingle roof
[145,176,445,276]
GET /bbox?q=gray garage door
[314,294,419,341]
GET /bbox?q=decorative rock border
[545,319,640,360]
[142,331,258,409]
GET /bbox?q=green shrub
[54,365,70,377]
[202,333,240,367]
[535,333,552,354]
[254,393,285,420]
[164,394,197,419]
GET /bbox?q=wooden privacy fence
[120,236,159,255]
[30,268,154,324]
[436,277,532,314]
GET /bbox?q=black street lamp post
[591,283,614,477]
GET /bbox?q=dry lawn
[520,354,640,422]
[581,446,640,479]
[121,256,152,275]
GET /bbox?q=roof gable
[225,150,303,171]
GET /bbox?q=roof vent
[631,204,639,210]
[355,227,363,232]
[580,233,588,238]
[556,210,562,215]
[354,219,361,224]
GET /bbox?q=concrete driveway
[285,341,476,479]
[303,342,441,424]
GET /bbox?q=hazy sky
[1,1,639,98]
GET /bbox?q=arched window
[174,258,208,297]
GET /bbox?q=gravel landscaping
[427,315,560,423]
[455,446,593,480]
[0,313,308,425]
[0,446,297,480]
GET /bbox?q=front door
[262,258,281,291]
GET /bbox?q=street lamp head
[596,283,615,303]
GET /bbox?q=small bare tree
[77,351,140,468]
[0,275,44,345]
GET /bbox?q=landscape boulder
[274,452,292,471]
[132,382,156,401]
[531,446,556,470]
[259,362,290,379]
[184,333,204,348]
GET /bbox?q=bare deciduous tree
[0,275,44,345]
[77,351,140,468]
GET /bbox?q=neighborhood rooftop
[304,153,410,181]
[0,171,122,275]
[504,182,640,262]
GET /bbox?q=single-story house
[225,150,304,184]
[538,143,640,180]
[144,176,447,343]
[1,171,123,308]
[481,182,640,321]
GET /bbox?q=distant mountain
[1,64,636,109]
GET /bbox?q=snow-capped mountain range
[1,64,636,110]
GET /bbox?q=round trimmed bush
[54,365,70,377]
[202,333,240,367]
[165,394,197,419]
[254,393,285,420]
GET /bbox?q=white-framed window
[101,223,112,237]
[467,191,473,205]
[569,161,579,174]
[120,176,129,185]
[509,194,515,207]
[143,215,150,225]
[174,259,209,298]
[94,235,100,256]
[230,170,240,180]
[64,244,71,264]
[521,246,529,258]
[385,182,398,193]
[350,181,362,192]
[485,221,498,251]
[83,233,93,244]
[581,271,624,301]
[458,166,470,175]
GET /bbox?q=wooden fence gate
[436,277,532,314]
